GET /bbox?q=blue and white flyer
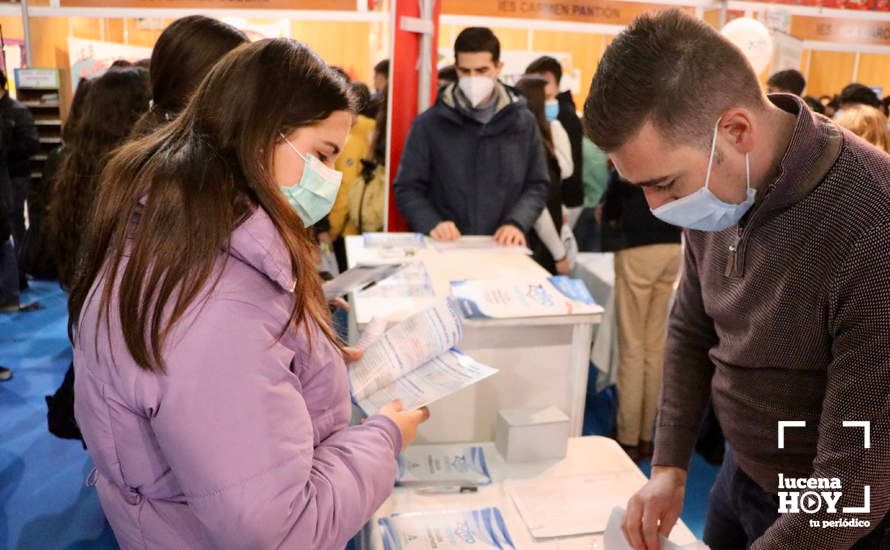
[396,445,492,486]
[451,276,599,319]
[379,507,515,550]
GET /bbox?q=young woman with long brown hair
[71,38,428,550]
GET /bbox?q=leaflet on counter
[430,235,531,255]
[322,263,405,300]
[379,507,515,550]
[451,276,599,319]
[397,444,492,486]
[349,300,496,414]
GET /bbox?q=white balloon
[721,17,774,75]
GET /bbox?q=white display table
[345,235,603,442]
[359,436,698,549]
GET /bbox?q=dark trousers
[0,237,19,306]
[704,449,890,549]
[9,175,27,250]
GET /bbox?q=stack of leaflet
[348,300,497,414]
[429,236,531,255]
[451,276,599,319]
[379,507,515,550]
[363,232,428,259]
[396,444,492,487]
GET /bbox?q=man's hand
[494,224,526,247]
[430,221,461,241]
[622,466,687,550]
[555,257,571,275]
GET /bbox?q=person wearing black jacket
[600,169,681,462]
[0,70,40,288]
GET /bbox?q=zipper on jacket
[724,228,743,278]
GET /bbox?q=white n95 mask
[459,76,495,108]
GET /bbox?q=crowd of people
[2,9,890,550]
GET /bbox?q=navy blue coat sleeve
[504,113,549,232]
[392,117,444,235]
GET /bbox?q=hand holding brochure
[379,507,515,549]
[604,507,709,550]
[348,300,497,414]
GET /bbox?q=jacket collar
[227,207,297,293]
[436,81,523,129]
[758,93,843,215]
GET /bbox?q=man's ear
[719,108,756,155]
[494,60,505,78]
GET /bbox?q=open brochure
[451,276,599,319]
[349,301,497,414]
[604,507,710,550]
[379,507,515,550]
[322,263,405,300]
[397,445,492,486]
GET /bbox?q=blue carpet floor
[1,281,717,549]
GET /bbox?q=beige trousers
[614,243,681,446]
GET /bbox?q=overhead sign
[60,0,356,9]
[442,0,688,25]
[791,16,890,45]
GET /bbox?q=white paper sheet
[358,262,435,298]
[603,507,710,550]
[378,507,516,549]
[355,350,497,414]
[507,473,642,539]
[349,300,464,401]
[396,444,492,486]
[322,263,405,300]
[430,235,532,255]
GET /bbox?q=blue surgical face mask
[650,119,755,232]
[277,132,343,227]
[545,99,560,122]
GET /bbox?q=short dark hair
[374,59,389,77]
[525,56,562,86]
[839,83,881,109]
[767,69,806,96]
[584,9,764,152]
[454,27,500,63]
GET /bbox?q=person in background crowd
[766,69,806,96]
[572,136,610,252]
[348,85,389,235]
[835,103,890,154]
[525,56,585,226]
[373,58,389,94]
[70,38,428,549]
[839,82,882,110]
[394,27,549,246]
[0,69,40,291]
[803,95,826,116]
[586,10,890,549]
[516,75,571,274]
[820,94,840,118]
[437,64,458,91]
[0,121,12,378]
[48,67,151,290]
[326,79,378,269]
[882,95,890,118]
[20,78,93,283]
[599,169,681,462]
[131,15,247,136]
[46,16,246,447]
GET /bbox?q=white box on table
[495,405,570,462]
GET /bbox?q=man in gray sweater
[585,10,890,550]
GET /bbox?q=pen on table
[414,485,479,495]
[360,280,378,291]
